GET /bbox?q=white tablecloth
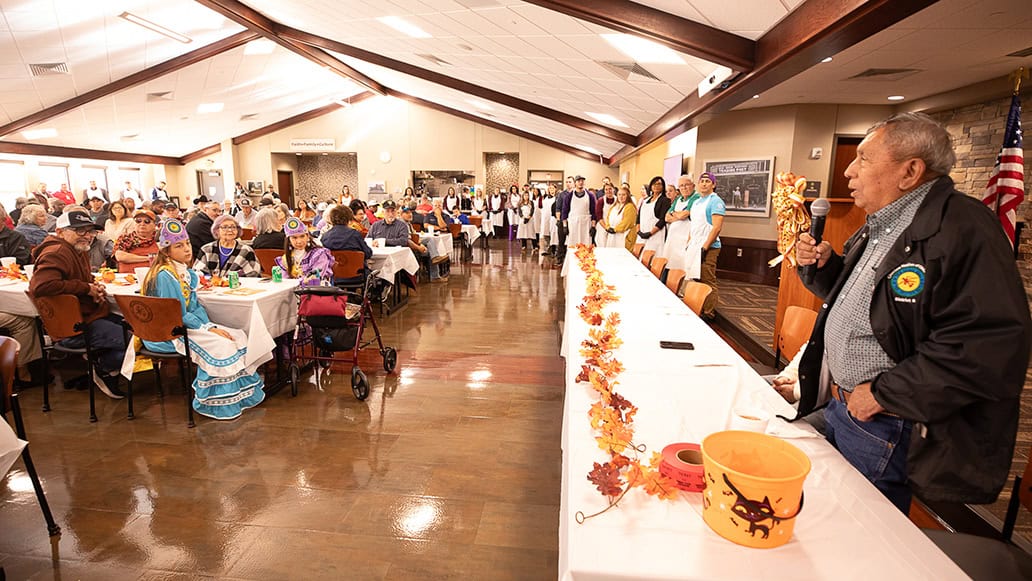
[420,232,453,258]
[461,224,481,246]
[366,246,420,283]
[559,248,965,581]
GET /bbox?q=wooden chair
[631,243,644,258]
[924,450,1032,579]
[681,282,713,316]
[240,227,254,241]
[1,336,60,537]
[254,248,281,276]
[114,295,197,428]
[410,232,421,246]
[775,306,819,369]
[330,250,367,289]
[649,257,668,279]
[468,215,483,228]
[665,269,685,295]
[411,222,424,233]
[640,249,656,268]
[27,293,100,421]
[448,223,467,261]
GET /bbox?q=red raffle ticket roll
[659,442,706,492]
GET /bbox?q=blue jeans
[59,315,128,375]
[825,398,913,513]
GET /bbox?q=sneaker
[92,370,125,399]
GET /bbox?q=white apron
[566,192,592,247]
[662,196,693,270]
[594,198,615,246]
[638,195,665,255]
[445,196,460,213]
[487,195,504,232]
[507,193,521,227]
[539,197,555,240]
[599,204,628,249]
[516,204,536,239]
[685,195,715,280]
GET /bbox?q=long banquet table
[559,248,965,580]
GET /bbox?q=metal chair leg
[11,393,61,536]
[86,357,96,423]
[126,374,134,420]
[40,349,50,413]
[154,361,164,398]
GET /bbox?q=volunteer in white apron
[507,185,521,240]
[663,174,696,270]
[563,176,596,247]
[488,189,505,237]
[593,184,617,246]
[687,172,726,319]
[443,187,461,213]
[637,176,671,256]
[598,186,638,250]
[539,184,557,254]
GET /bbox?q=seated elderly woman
[15,203,49,246]
[251,207,286,250]
[194,213,261,278]
[114,209,159,272]
[320,205,372,286]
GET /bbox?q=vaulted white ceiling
[0,0,1027,162]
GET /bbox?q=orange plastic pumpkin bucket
[700,430,811,548]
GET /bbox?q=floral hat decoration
[283,216,307,236]
[159,219,189,248]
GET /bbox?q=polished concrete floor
[1,242,564,580]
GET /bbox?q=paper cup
[0,257,15,268]
[375,238,386,248]
[729,407,770,433]
[23,265,33,279]
[134,267,150,282]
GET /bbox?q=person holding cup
[114,210,159,273]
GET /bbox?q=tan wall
[231,97,616,199]
[619,128,697,198]
[0,153,164,209]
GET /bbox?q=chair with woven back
[640,249,656,269]
[665,269,686,295]
[775,306,819,369]
[649,257,668,279]
[27,293,101,421]
[681,282,713,316]
[114,295,197,428]
[1,336,60,537]
[631,243,644,258]
[254,248,281,276]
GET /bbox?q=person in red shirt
[51,183,75,206]
[114,210,159,273]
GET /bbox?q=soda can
[271,265,283,283]
[228,271,240,289]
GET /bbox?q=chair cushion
[924,529,1032,580]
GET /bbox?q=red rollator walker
[288,252,397,399]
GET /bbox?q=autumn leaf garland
[573,245,678,524]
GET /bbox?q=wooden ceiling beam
[192,0,386,94]
[232,91,376,145]
[0,142,181,165]
[178,143,223,165]
[279,27,637,146]
[610,0,941,166]
[387,90,610,165]
[522,0,754,72]
[0,30,260,140]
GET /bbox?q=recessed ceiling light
[468,99,493,111]
[296,153,302,156]
[118,12,192,44]
[197,102,224,114]
[752,94,760,99]
[22,128,57,140]
[821,57,833,63]
[377,16,431,39]
[601,34,685,65]
[586,112,629,128]
[887,95,905,101]
[244,39,275,55]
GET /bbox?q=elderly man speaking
[794,112,1031,512]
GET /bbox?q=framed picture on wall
[246,180,263,194]
[368,181,386,196]
[703,158,774,217]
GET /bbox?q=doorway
[196,170,224,203]
[278,170,294,208]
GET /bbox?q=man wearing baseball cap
[29,210,128,398]
[236,197,257,229]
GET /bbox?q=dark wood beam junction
[179,143,223,165]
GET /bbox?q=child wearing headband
[275,216,334,287]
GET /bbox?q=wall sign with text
[289,138,336,152]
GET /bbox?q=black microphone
[801,198,830,285]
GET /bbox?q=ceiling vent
[416,53,450,66]
[28,62,69,76]
[1007,46,1032,58]
[146,91,174,102]
[239,113,259,121]
[847,68,920,81]
[598,61,662,83]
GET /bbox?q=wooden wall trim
[0,142,180,165]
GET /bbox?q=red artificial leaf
[587,461,624,497]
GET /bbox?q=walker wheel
[351,366,369,401]
[288,363,300,397]
[382,347,398,373]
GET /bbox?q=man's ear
[898,158,928,191]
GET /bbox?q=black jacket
[186,213,215,258]
[796,177,1031,503]
[0,227,32,265]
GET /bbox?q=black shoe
[65,374,89,391]
[92,370,126,399]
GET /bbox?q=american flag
[982,94,1024,247]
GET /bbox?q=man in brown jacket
[29,210,127,398]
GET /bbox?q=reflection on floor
[1,241,564,580]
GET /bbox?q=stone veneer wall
[296,154,358,204]
[930,94,1032,259]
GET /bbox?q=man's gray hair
[253,208,279,234]
[868,112,956,176]
[18,204,45,225]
